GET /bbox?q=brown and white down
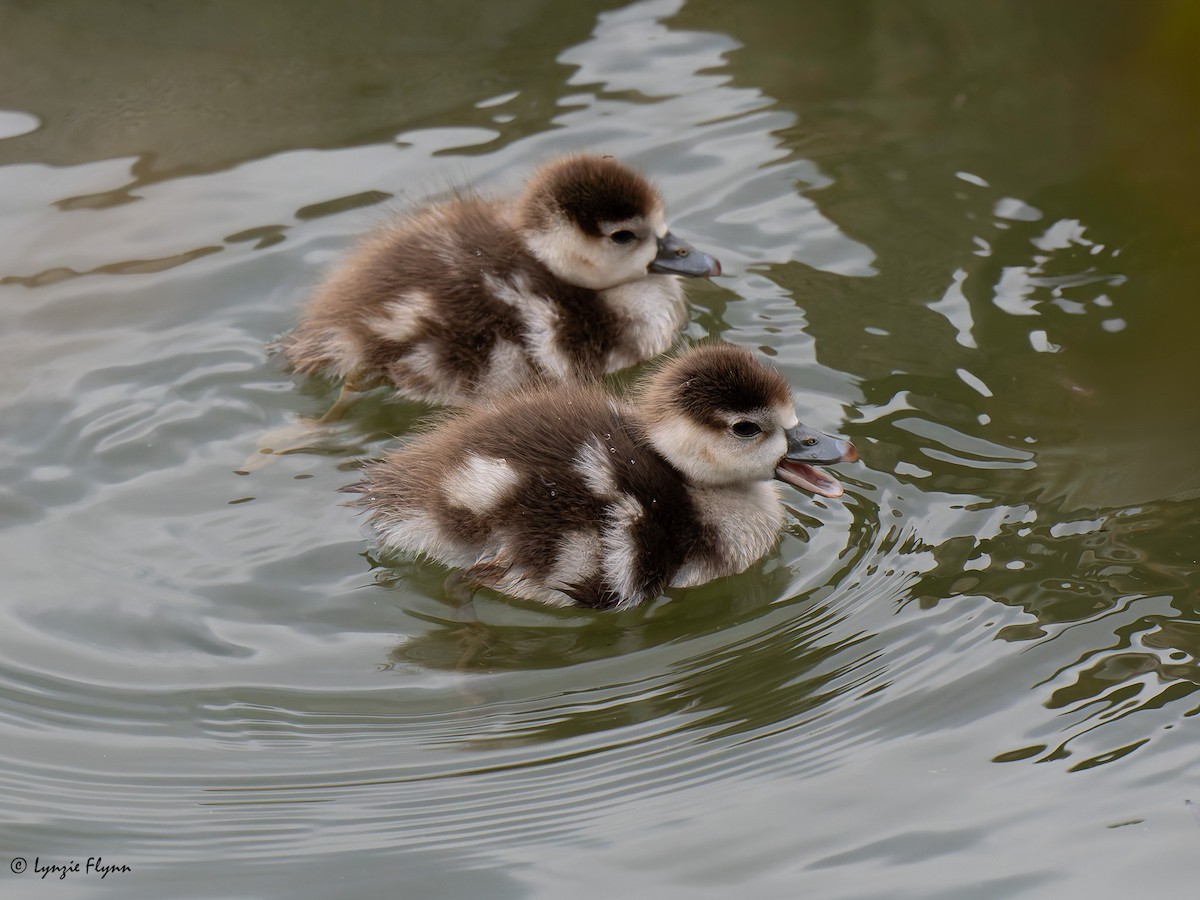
[351,343,859,610]
[283,154,722,407]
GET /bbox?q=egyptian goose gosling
[283,154,721,411]
[351,343,857,610]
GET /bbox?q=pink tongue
[775,460,844,498]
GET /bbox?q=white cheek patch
[629,239,658,280]
[776,405,799,430]
[442,454,520,512]
[526,214,667,291]
[709,432,783,484]
[645,414,713,484]
[596,216,658,289]
[756,431,788,474]
[522,224,590,285]
[647,413,789,486]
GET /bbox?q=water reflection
[2,0,1200,896]
[379,559,803,672]
[0,0,619,177]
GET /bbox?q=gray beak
[649,231,722,278]
[784,425,858,466]
[774,424,858,499]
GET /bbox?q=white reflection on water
[0,109,40,140]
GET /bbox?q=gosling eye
[730,421,762,438]
[610,230,638,245]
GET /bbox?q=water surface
[2,1,1198,897]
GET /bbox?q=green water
[2,1,1198,897]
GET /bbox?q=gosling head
[639,344,858,495]
[517,154,721,291]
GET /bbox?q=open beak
[774,424,858,499]
[649,231,722,278]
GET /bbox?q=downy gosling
[351,343,858,610]
[283,154,721,412]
